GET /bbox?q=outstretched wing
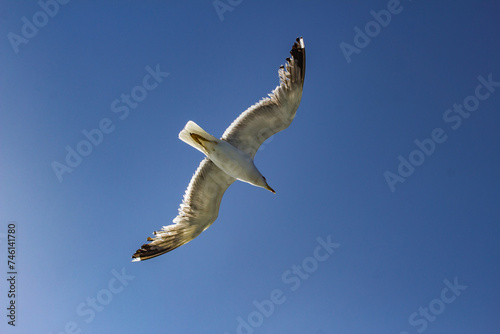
[222,37,306,158]
[132,158,235,261]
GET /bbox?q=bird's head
[257,176,275,194]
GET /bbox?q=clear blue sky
[1,1,499,333]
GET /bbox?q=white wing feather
[132,159,235,261]
[222,37,306,158]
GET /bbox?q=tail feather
[179,121,218,155]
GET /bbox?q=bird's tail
[178,121,218,155]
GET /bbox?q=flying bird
[132,37,306,261]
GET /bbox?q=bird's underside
[132,37,306,261]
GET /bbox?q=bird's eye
[263,177,266,181]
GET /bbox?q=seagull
[132,37,306,261]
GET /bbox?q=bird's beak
[265,182,276,194]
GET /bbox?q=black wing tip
[131,249,161,262]
[131,253,143,262]
[294,37,305,49]
[131,243,152,262]
[289,37,306,81]
[131,240,166,262]
[291,37,305,55]
[132,242,184,262]
[132,228,191,262]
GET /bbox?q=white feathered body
[179,121,267,189]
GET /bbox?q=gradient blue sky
[1,1,500,333]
